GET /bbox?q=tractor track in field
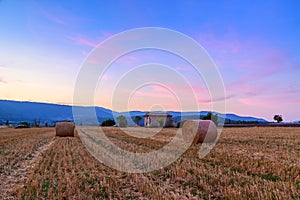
[1,137,55,199]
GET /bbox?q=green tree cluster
[203,112,218,125]
[134,116,142,126]
[101,119,116,126]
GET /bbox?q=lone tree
[273,115,283,123]
[203,112,218,125]
[117,115,127,127]
[134,116,142,126]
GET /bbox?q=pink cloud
[225,77,300,121]
[197,94,236,104]
[115,55,139,65]
[238,97,268,107]
[230,49,286,86]
[113,51,157,67]
[234,93,300,122]
[148,83,205,101]
[37,3,93,26]
[195,31,291,104]
[127,81,228,106]
[67,32,115,54]
[69,43,115,68]
[194,32,296,113]
[67,35,98,47]
[39,9,66,25]
[284,83,300,95]
[196,31,287,76]
[134,91,173,99]
[174,65,192,72]
[131,83,229,107]
[151,84,172,93]
[226,83,267,98]
[100,74,110,81]
[198,32,243,54]
[127,85,181,111]
[134,85,174,99]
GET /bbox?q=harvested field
[0,127,299,199]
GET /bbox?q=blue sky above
[0,0,299,121]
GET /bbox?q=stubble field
[0,126,299,199]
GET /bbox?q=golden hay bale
[55,122,75,137]
[182,120,217,144]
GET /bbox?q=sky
[0,0,300,121]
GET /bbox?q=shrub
[101,119,116,126]
[117,115,127,127]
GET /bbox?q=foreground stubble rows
[0,127,299,199]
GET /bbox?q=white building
[144,112,177,127]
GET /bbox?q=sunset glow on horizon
[0,1,299,121]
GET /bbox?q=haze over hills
[0,100,268,126]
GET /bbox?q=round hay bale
[55,122,75,137]
[182,120,217,144]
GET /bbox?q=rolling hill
[0,100,268,126]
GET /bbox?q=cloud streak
[67,32,113,48]
[67,35,98,47]
[39,9,66,25]
[196,31,291,101]
[229,49,286,86]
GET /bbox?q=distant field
[0,127,299,199]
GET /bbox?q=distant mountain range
[0,100,268,126]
